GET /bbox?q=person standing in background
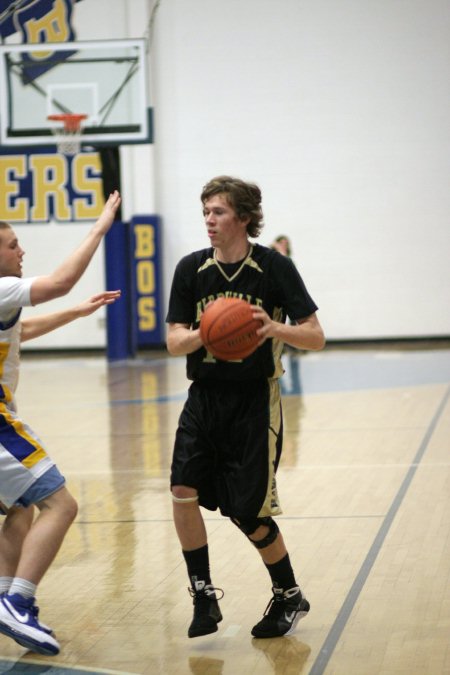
[270,235,292,258]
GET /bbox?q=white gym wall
[19,0,450,347]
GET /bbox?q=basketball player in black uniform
[166,176,325,639]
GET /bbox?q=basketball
[200,297,263,361]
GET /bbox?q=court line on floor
[74,514,385,525]
[308,383,450,675]
[0,657,136,674]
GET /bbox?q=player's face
[203,194,249,249]
[0,227,25,278]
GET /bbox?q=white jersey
[0,276,55,508]
[0,276,34,411]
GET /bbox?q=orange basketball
[200,297,262,361]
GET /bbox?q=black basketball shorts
[170,378,283,519]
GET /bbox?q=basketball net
[47,113,87,155]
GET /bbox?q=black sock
[265,553,297,591]
[182,544,212,588]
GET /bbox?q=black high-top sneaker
[187,580,223,638]
[251,585,310,638]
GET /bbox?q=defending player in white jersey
[0,191,121,656]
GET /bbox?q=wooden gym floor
[0,340,449,675]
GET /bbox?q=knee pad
[230,516,279,549]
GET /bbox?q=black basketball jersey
[166,243,318,381]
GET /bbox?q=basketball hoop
[47,113,87,155]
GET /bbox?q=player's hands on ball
[251,305,274,345]
[200,297,262,360]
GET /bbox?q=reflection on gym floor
[1,341,449,675]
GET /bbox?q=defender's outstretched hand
[20,290,122,342]
[74,290,121,317]
[94,190,122,235]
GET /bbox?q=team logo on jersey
[196,293,262,323]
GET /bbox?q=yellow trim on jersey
[243,257,263,273]
[197,257,216,274]
[0,343,13,403]
[22,447,47,468]
[0,409,47,466]
[0,342,9,377]
[213,246,257,282]
[271,306,285,379]
[259,379,283,517]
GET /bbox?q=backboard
[0,38,151,147]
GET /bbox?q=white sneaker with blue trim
[0,593,60,655]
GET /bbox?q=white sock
[8,578,37,599]
[0,576,13,594]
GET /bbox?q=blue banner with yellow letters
[0,146,104,223]
[105,216,164,360]
[130,215,164,348]
[0,0,164,357]
[0,0,82,39]
[0,0,81,80]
